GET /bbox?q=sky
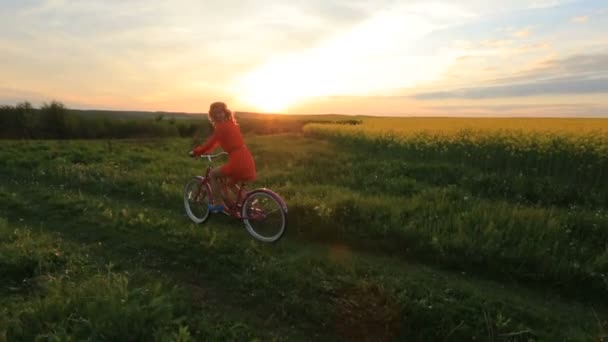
[0,0,607,116]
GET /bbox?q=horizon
[4,100,608,119]
[1,0,607,117]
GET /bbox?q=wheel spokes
[243,192,285,241]
[185,180,210,223]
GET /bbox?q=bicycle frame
[197,154,251,220]
[186,151,288,242]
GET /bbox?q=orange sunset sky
[1,0,607,116]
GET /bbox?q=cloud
[2,0,386,110]
[511,27,532,38]
[571,15,589,23]
[236,2,475,110]
[415,52,608,99]
[528,1,562,9]
[479,39,514,48]
[513,30,531,38]
[1,0,606,114]
[415,77,608,99]
[487,53,608,84]
[515,42,551,53]
[289,93,608,117]
[4,0,377,67]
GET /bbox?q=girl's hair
[208,102,237,126]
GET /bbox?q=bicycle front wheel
[184,178,211,224]
[242,190,287,242]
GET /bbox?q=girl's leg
[217,178,239,205]
[228,181,240,200]
[210,168,224,205]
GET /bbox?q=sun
[242,91,291,113]
[238,78,298,113]
[237,57,314,113]
[235,3,462,114]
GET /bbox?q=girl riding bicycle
[189,102,256,213]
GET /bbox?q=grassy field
[1,117,608,340]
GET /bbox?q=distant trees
[0,100,323,140]
[0,101,205,139]
[0,101,36,138]
[41,101,72,138]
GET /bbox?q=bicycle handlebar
[199,151,228,162]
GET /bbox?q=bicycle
[184,152,288,242]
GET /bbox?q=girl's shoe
[208,204,225,213]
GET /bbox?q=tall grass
[300,122,608,296]
[305,120,608,204]
[2,135,607,299]
[2,120,608,339]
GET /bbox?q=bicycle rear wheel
[184,178,211,224]
[242,190,287,242]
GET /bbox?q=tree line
[0,101,206,139]
[0,100,355,140]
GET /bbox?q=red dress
[193,121,256,182]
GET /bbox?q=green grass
[0,135,607,340]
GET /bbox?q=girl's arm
[192,131,220,156]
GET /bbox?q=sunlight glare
[236,3,471,112]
